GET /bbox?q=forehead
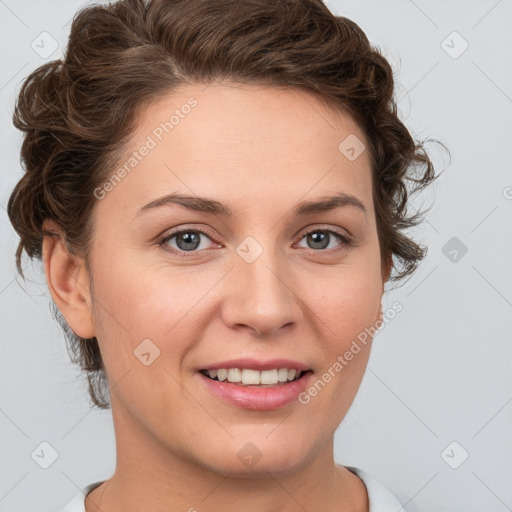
[135,81,368,155]
[103,82,374,217]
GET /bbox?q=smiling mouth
[199,368,312,387]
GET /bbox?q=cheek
[299,256,382,406]
[307,260,382,341]
[91,252,177,333]
[89,256,217,374]
[88,256,167,370]
[89,262,190,413]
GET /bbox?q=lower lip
[197,371,313,410]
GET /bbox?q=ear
[42,219,95,339]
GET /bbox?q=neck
[85,397,368,512]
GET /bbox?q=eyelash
[157,225,353,258]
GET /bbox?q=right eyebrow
[133,193,233,219]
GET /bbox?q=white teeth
[242,369,260,385]
[227,368,242,382]
[277,368,289,382]
[260,369,278,385]
[203,368,304,385]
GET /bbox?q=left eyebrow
[132,191,367,220]
[293,192,367,217]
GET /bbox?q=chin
[193,437,313,479]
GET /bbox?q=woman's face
[81,83,389,476]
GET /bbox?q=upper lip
[199,358,312,372]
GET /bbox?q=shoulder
[60,481,104,512]
[344,465,404,511]
[344,466,465,512]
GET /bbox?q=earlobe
[42,220,95,339]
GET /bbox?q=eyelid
[157,223,353,256]
[157,224,221,252]
[293,225,353,253]
[295,223,352,241]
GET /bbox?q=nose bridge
[223,236,302,335]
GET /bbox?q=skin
[43,82,392,512]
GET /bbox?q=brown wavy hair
[7,0,448,409]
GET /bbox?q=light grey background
[1,1,511,511]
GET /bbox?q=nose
[221,246,304,337]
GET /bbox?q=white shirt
[61,465,403,511]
